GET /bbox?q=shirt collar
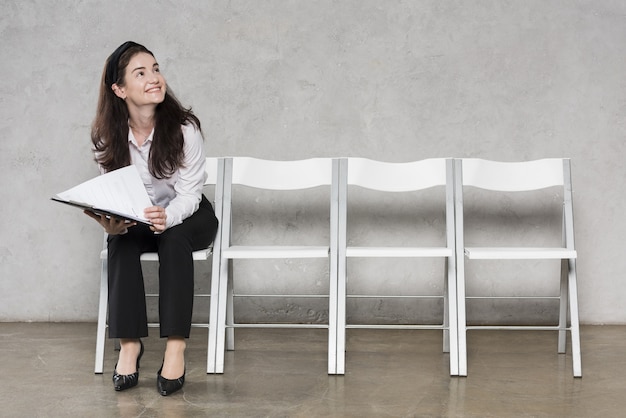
[127,124,154,148]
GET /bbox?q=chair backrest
[229,157,335,189]
[459,158,567,191]
[205,157,220,186]
[346,158,449,191]
[221,157,340,245]
[203,157,224,242]
[455,158,575,249]
[339,157,455,249]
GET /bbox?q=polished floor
[1,323,625,417]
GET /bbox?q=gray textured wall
[1,0,625,324]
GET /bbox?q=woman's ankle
[116,339,142,374]
[161,337,186,379]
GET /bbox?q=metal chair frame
[336,157,458,375]
[454,158,581,377]
[207,157,341,374]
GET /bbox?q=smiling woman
[112,52,167,126]
[87,41,219,396]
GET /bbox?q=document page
[52,165,153,224]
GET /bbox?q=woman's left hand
[144,206,167,233]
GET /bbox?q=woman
[86,41,218,396]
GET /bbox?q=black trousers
[107,195,218,339]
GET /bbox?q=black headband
[104,41,142,88]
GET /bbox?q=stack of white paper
[52,165,153,225]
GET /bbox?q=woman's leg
[157,196,218,378]
[108,224,157,338]
[107,224,156,374]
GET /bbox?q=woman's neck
[128,107,155,145]
[128,106,155,128]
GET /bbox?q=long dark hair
[91,42,201,178]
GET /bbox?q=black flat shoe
[112,339,144,391]
[157,363,185,396]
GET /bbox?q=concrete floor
[1,323,624,417]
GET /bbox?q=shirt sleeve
[164,124,207,229]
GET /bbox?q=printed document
[52,165,153,225]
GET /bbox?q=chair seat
[222,245,330,259]
[346,246,452,258]
[465,247,577,260]
[100,247,213,261]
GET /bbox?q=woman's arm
[161,124,206,229]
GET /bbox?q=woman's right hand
[84,210,135,235]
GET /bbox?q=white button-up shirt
[127,123,207,229]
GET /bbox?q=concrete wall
[1,0,625,324]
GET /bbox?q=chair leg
[226,261,235,352]
[558,259,568,354]
[446,258,459,376]
[456,262,468,377]
[443,261,450,354]
[330,256,344,375]
[214,258,231,373]
[568,259,582,377]
[328,294,338,374]
[207,261,222,373]
[334,303,345,375]
[94,258,108,374]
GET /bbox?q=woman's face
[112,52,166,109]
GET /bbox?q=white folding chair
[94,157,225,374]
[336,158,458,375]
[454,158,581,377]
[207,157,340,374]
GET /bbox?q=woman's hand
[83,210,135,235]
[144,206,167,233]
